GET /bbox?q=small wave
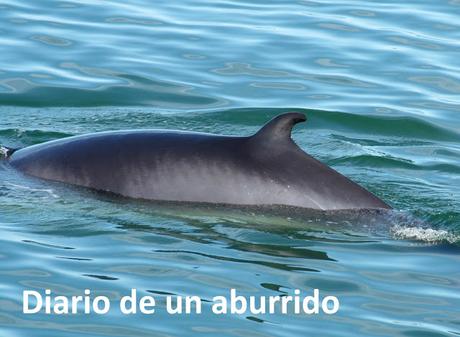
[329,154,460,174]
[308,109,460,142]
[330,154,415,169]
[0,128,72,147]
[0,74,223,108]
[200,108,460,142]
[390,225,459,244]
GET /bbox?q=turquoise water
[1,0,460,336]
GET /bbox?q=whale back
[8,112,390,210]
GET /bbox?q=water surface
[1,0,459,336]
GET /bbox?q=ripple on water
[1,0,460,336]
[30,34,72,47]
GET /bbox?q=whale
[4,112,390,211]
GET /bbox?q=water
[1,0,459,336]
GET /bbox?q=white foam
[0,146,10,157]
[391,225,459,244]
[6,182,59,198]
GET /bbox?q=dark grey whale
[6,112,390,210]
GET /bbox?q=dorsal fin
[251,112,306,143]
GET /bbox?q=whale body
[7,112,390,210]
